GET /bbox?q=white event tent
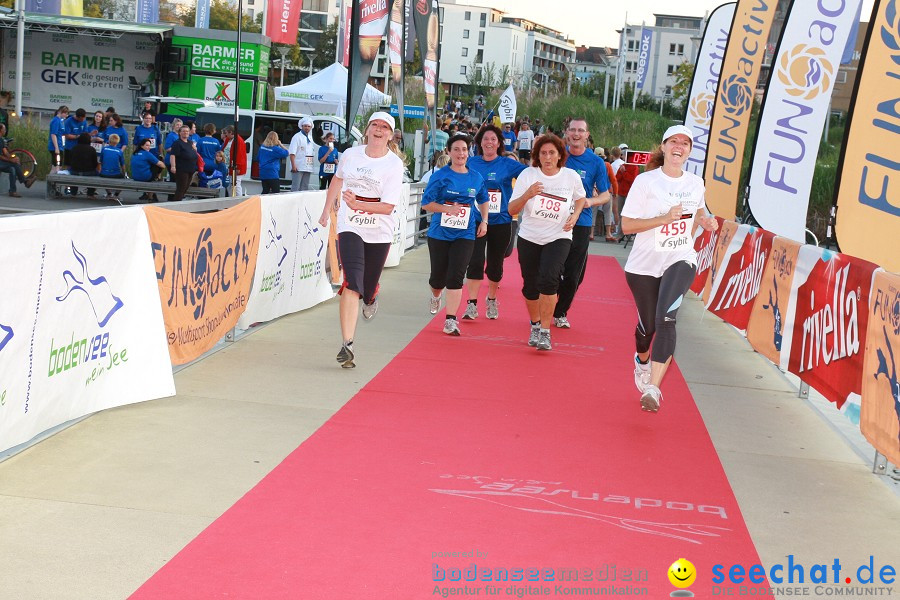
[274,62,391,117]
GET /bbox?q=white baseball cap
[368,111,396,131]
[618,143,629,150]
[662,124,693,144]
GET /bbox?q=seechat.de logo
[718,75,753,117]
[688,92,715,127]
[882,0,900,66]
[777,44,834,101]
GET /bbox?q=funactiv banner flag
[689,217,723,294]
[195,0,211,29]
[346,0,394,135]
[266,0,303,46]
[860,269,900,465]
[703,0,779,219]
[144,198,261,365]
[705,224,775,333]
[685,3,737,178]
[635,27,654,90]
[782,246,878,409]
[833,0,898,272]
[237,193,333,329]
[0,209,175,455]
[497,85,516,124]
[746,236,802,365]
[136,0,159,24]
[747,0,863,242]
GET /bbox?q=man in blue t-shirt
[554,117,610,329]
[500,123,517,155]
[197,123,222,171]
[63,108,88,168]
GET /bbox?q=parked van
[194,107,363,194]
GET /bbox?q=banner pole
[232,0,242,198]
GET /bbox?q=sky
[483,0,878,48]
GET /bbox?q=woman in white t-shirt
[318,112,405,369]
[508,134,587,352]
[620,124,719,413]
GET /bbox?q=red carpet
[131,255,766,599]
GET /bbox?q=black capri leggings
[516,236,572,301]
[428,237,475,290]
[338,232,391,305]
[466,222,512,282]
[625,260,697,364]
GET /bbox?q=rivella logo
[882,0,900,66]
[688,92,715,127]
[55,242,124,328]
[719,75,753,116]
[777,44,834,100]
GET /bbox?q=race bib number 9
[654,215,694,252]
[323,163,336,174]
[346,195,381,229]
[487,189,502,214]
[440,203,471,230]
[530,192,570,224]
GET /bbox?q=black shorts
[428,237,475,290]
[466,222,512,282]
[516,236,572,300]
[338,232,391,304]
[518,149,531,161]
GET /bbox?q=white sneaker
[429,292,442,314]
[485,297,499,320]
[633,354,651,393]
[462,302,478,320]
[443,318,461,336]
[640,384,662,412]
[528,324,541,347]
[554,316,571,329]
[536,329,552,351]
[361,298,378,320]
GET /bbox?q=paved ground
[1,205,898,599]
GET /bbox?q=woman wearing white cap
[318,112,404,369]
[620,124,718,413]
[289,117,318,191]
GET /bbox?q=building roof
[0,13,171,38]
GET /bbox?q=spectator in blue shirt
[133,112,163,158]
[99,133,125,200]
[197,123,222,169]
[130,137,166,202]
[47,105,69,170]
[102,113,129,149]
[317,131,340,190]
[63,108,88,168]
[257,131,289,194]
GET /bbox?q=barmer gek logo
[55,242,124,328]
[777,44,833,101]
[214,82,231,102]
[881,0,900,66]
[719,75,753,116]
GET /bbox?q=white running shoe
[640,384,662,412]
[528,324,541,347]
[536,329,552,351]
[554,316,571,329]
[485,297,499,320]
[429,292,442,315]
[443,318,461,336]
[462,302,478,320]
[633,354,651,393]
[361,298,378,320]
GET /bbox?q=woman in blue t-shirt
[422,133,489,336]
[318,131,340,190]
[102,113,129,149]
[463,123,528,321]
[99,133,125,200]
[130,138,167,202]
[257,131,289,194]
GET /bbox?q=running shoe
[640,384,662,412]
[462,302,478,320]
[554,316,571,329]
[336,343,355,369]
[633,353,651,393]
[443,318,461,336]
[362,298,378,321]
[528,324,541,347]
[536,330,552,351]
[429,293,442,315]
[485,297,499,320]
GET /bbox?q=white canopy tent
[274,62,391,118]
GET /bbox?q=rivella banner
[237,193,333,330]
[144,199,261,366]
[684,3,736,178]
[833,0,899,272]
[861,269,900,466]
[782,246,878,409]
[747,0,863,242]
[0,209,175,455]
[265,0,302,45]
[703,0,779,219]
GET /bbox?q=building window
[460,65,467,75]
[625,61,636,73]
[478,31,485,45]
[476,49,484,63]
[480,12,486,27]
[627,39,638,52]
[465,10,471,20]
[836,70,848,83]
[463,29,470,39]
[667,64,675,75]
[462,47,468,57]
[669,43,684,56]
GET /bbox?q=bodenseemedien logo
[777,44,834,101]
[882,0,900,66]
[688,92,715,127]
[719,75,753,116]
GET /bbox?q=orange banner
[701,219,739,305]
[834,0,900,272]
[747,236,802,365]
[144,198,261,365]
[703,0,779,219]
[861,269,900,466]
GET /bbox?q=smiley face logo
[668,558,697,588]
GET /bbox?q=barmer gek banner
[684,3,736,178]
[747,0,863,242]
[0,209,175,455]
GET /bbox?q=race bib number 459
[654,214,694,252]
[346,195,381,229]
[530,192,570,223]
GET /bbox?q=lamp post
[14,0,24,119]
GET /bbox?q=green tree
[671,61,694,104]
